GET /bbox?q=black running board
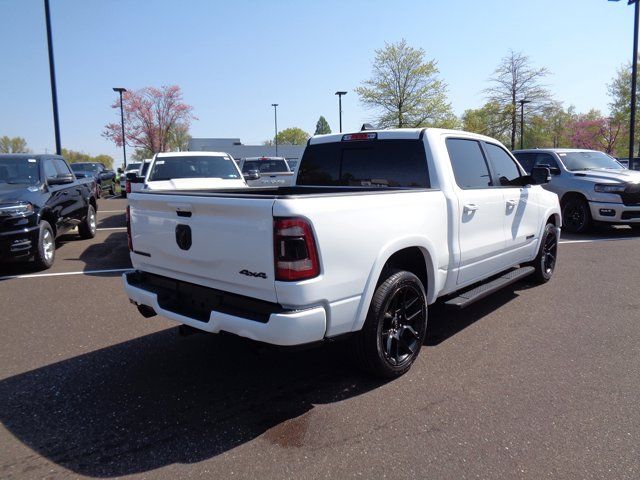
[445,266,535,310]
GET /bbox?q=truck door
[483,143,540,264]
[445,138,511,285]
[54,158,85,224]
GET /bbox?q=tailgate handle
[168,202,193,217]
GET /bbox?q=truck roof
[513,148,602,154]
[156,151,231,158]
[308,128,501,145]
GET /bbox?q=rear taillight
[274,217,319,281]
[126,205,133,251]
[125,180,131,194]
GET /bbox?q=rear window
[242,159,289,174]
[147,155,240,181]
[297,139,429,188]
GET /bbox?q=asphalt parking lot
[0,196,639,479]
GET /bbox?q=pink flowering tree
[103,85,196,154]
[566,115,625,154]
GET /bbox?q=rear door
[129,193,278,302]
[42,158,68,232]
[446,138,509,285]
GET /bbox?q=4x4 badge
[239,269,267,279]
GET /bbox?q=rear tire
[33,221,55,270]
[78,204,97,239]
[353,270,427,378]
[562,197,592,233]
[529,223,559,284]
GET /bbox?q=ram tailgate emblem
[239,269,267,279]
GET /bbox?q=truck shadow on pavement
[0,331,385,477]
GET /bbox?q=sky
[0,0,633,162]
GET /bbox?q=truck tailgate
[128,193,278,303]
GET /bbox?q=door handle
[506,199,517,207]
[463,203,479,212]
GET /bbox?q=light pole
[610,0,639,169]
[113,87,127,167]
[271,103,279,156]
[335,91,347,133]
[518,99,532,150]
[44,0,61,155]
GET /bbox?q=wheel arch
[350,236,439,333]
[559,191,588,208]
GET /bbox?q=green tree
[485,50,552,150]
[0,136,30,153]
[608,58,639,156]
[130,148,153,161]
[275,127,310,145]
[61,148,114,168]
[167,124,191,151]
[314,116,331,135]
[356,39,457,128]
[462,101,512,145]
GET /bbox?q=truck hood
[572,169,640,184]
[0,183,42,206]
[145,178,247,190]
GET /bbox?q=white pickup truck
[123,128,561,377]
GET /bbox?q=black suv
[0,154,98,269]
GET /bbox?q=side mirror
[243,170,260,181]
[126,171,144,183]
[530,166,551,185]
[538,164,561,175]
[47,174,75,185]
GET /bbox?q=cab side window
[446,138,492,188]
[513,152,536,174]
[43,159,58,180]
[484,143,522,187]
[535,153,560,172]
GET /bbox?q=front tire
[33,221,55,270]
[78,204,97,239]
[354,271,428,378]
[530,223,559,284]
[562,197,592,233]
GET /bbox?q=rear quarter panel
[273,190,449,337]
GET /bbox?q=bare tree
[485,51,552,149]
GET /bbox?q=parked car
[239,156,295,187]
[123,128,560,378]
[124,159,153,196]
[0,154,98,269]
[127,152,247,191]
[513,148,640,233]
[119,162,142,198]
[70,162,116,198]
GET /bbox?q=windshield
[242,159,289,174]
[148,155,240,181]
[71,163,100,172]
[0,157,40,185]
[559,151,624,171]
[125,163,141,171]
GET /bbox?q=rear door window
[297,139,429,188]
[446,138,492,188]
[513,153,536,173]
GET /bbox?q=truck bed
[132,185,431,199]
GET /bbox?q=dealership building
[188,138,306,170]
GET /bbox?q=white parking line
[560,237,638,245]
[0,268,131,281]
[97,227,127,231]
[99,210,125,213]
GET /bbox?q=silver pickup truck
[513,148,640,233]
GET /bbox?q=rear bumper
[589,201,640,223]
[0,225,40,262]
[122,271,327,346]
